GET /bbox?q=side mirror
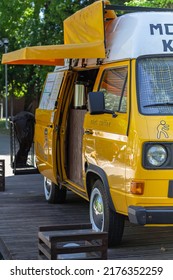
[88,91,105,114]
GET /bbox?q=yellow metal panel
[123,60,173,214]
[84,60,130,214]
[34,71,70,183]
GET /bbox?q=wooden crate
[0,160,5,191]
[38,223,108,260]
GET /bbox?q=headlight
[147,145,167,167]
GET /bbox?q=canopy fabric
[2,41,105,65]
[1,0,115,66]
[64,1,105,45]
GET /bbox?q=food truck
[3,0,173,246]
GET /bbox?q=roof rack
[105,5,173,12]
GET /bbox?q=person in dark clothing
[12,111,35,167]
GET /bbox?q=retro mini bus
[3,1,173,246]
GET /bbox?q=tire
[44,177,67,204]
[89,179,125,247]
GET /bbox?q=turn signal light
[130,181,144,195]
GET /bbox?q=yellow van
[3,1,173,246]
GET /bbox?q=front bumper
[128,205,173,225]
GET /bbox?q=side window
[99,67,128,113]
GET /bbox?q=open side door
[34,70,70,183]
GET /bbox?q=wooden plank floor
[1,173,173,260]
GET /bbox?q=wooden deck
[1,173,173,260]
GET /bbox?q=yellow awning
[2,1,116,66]
[64,1,104,45]
[2,41,105,65]
[64,1,116,44]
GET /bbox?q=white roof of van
[104,12,173,62]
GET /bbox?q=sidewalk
[0,133,13,177]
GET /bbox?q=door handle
[84,129,93,135]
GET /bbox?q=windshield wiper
[144,102,173,107]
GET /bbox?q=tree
[0,0,47,109]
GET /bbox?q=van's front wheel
[89,179,125,247]
[44,177,66,204]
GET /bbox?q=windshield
[137,57,173,115]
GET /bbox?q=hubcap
[90,188,104,231]
[44,178,51,199]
